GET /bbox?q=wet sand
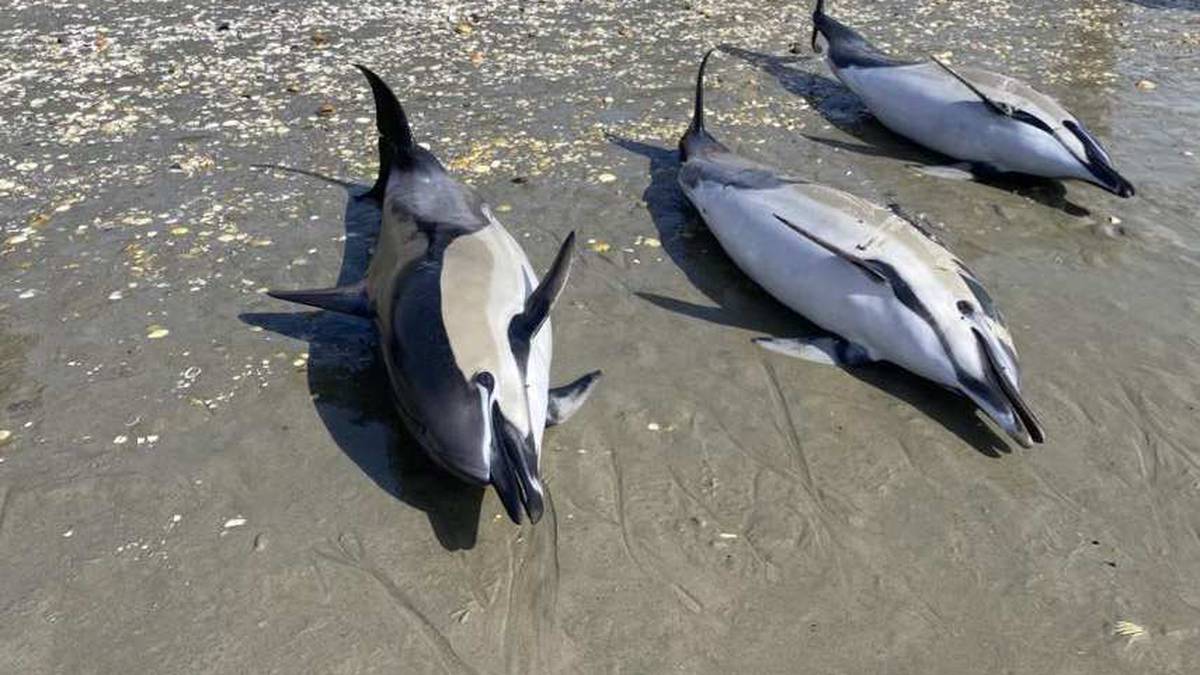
[2,0,1200,672]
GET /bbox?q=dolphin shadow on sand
[608,135,1012,457]
[240,166,485,551]
[719,45,1093,218]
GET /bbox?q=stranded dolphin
[810,0,1135,197]
[269,65,601,523]
[677,50,1045,447]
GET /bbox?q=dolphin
[809,0,1135,198]
[677,50,1045,446]
[268,66,601,523]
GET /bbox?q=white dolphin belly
[835,63,1093,180]
[683,179,957,387]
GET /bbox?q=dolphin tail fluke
[510,231,576,344]
[547,370,603,426]
[355,64,416,201]
[267,280,370,317]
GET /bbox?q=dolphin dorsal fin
[354,64,417,202]
[510,231,576,344]
[267,279,370,317]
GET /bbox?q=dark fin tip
[812,0,827,51]
[692,48,718,135]
[354,64,415,166]
[266,282,370,317]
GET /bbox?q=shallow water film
[2,0,1199,673]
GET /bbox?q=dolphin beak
[1001,417,1035,449]
[1111,177,1136,199]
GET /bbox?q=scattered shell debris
[587,238,612,253]
[1113,620,1147,641]
[223,517,247,530]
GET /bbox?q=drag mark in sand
[663,454,778,582]
[759,358,849,558]
[606,447,705,614]
[500,491,567,675]
[313,533,479,675]
[0,485,13,543]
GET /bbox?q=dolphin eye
[474,371,495,392]
[957,300,974,316]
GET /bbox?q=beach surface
[2,0,1200,672]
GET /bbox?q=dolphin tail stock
[354,64,417,202]
[266,279,370,317]
[546,370,603,426]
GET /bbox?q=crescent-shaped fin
[355,64,416,202]
[267,279,370,317]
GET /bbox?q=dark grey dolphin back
[812,0,915,69]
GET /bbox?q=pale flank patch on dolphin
[266,65,598,523]
[809,0,1134,198]
[677,49,1045,446]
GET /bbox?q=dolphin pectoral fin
[754,336,871,367]
[511,231,576,344]
[547,370,603,427]
[929,56,1015,117]
[267,280,370,317]
[912,162,978,182]
[772,214,888,285]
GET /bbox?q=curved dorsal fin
[354,64,417,202]
[689,48,717,136]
